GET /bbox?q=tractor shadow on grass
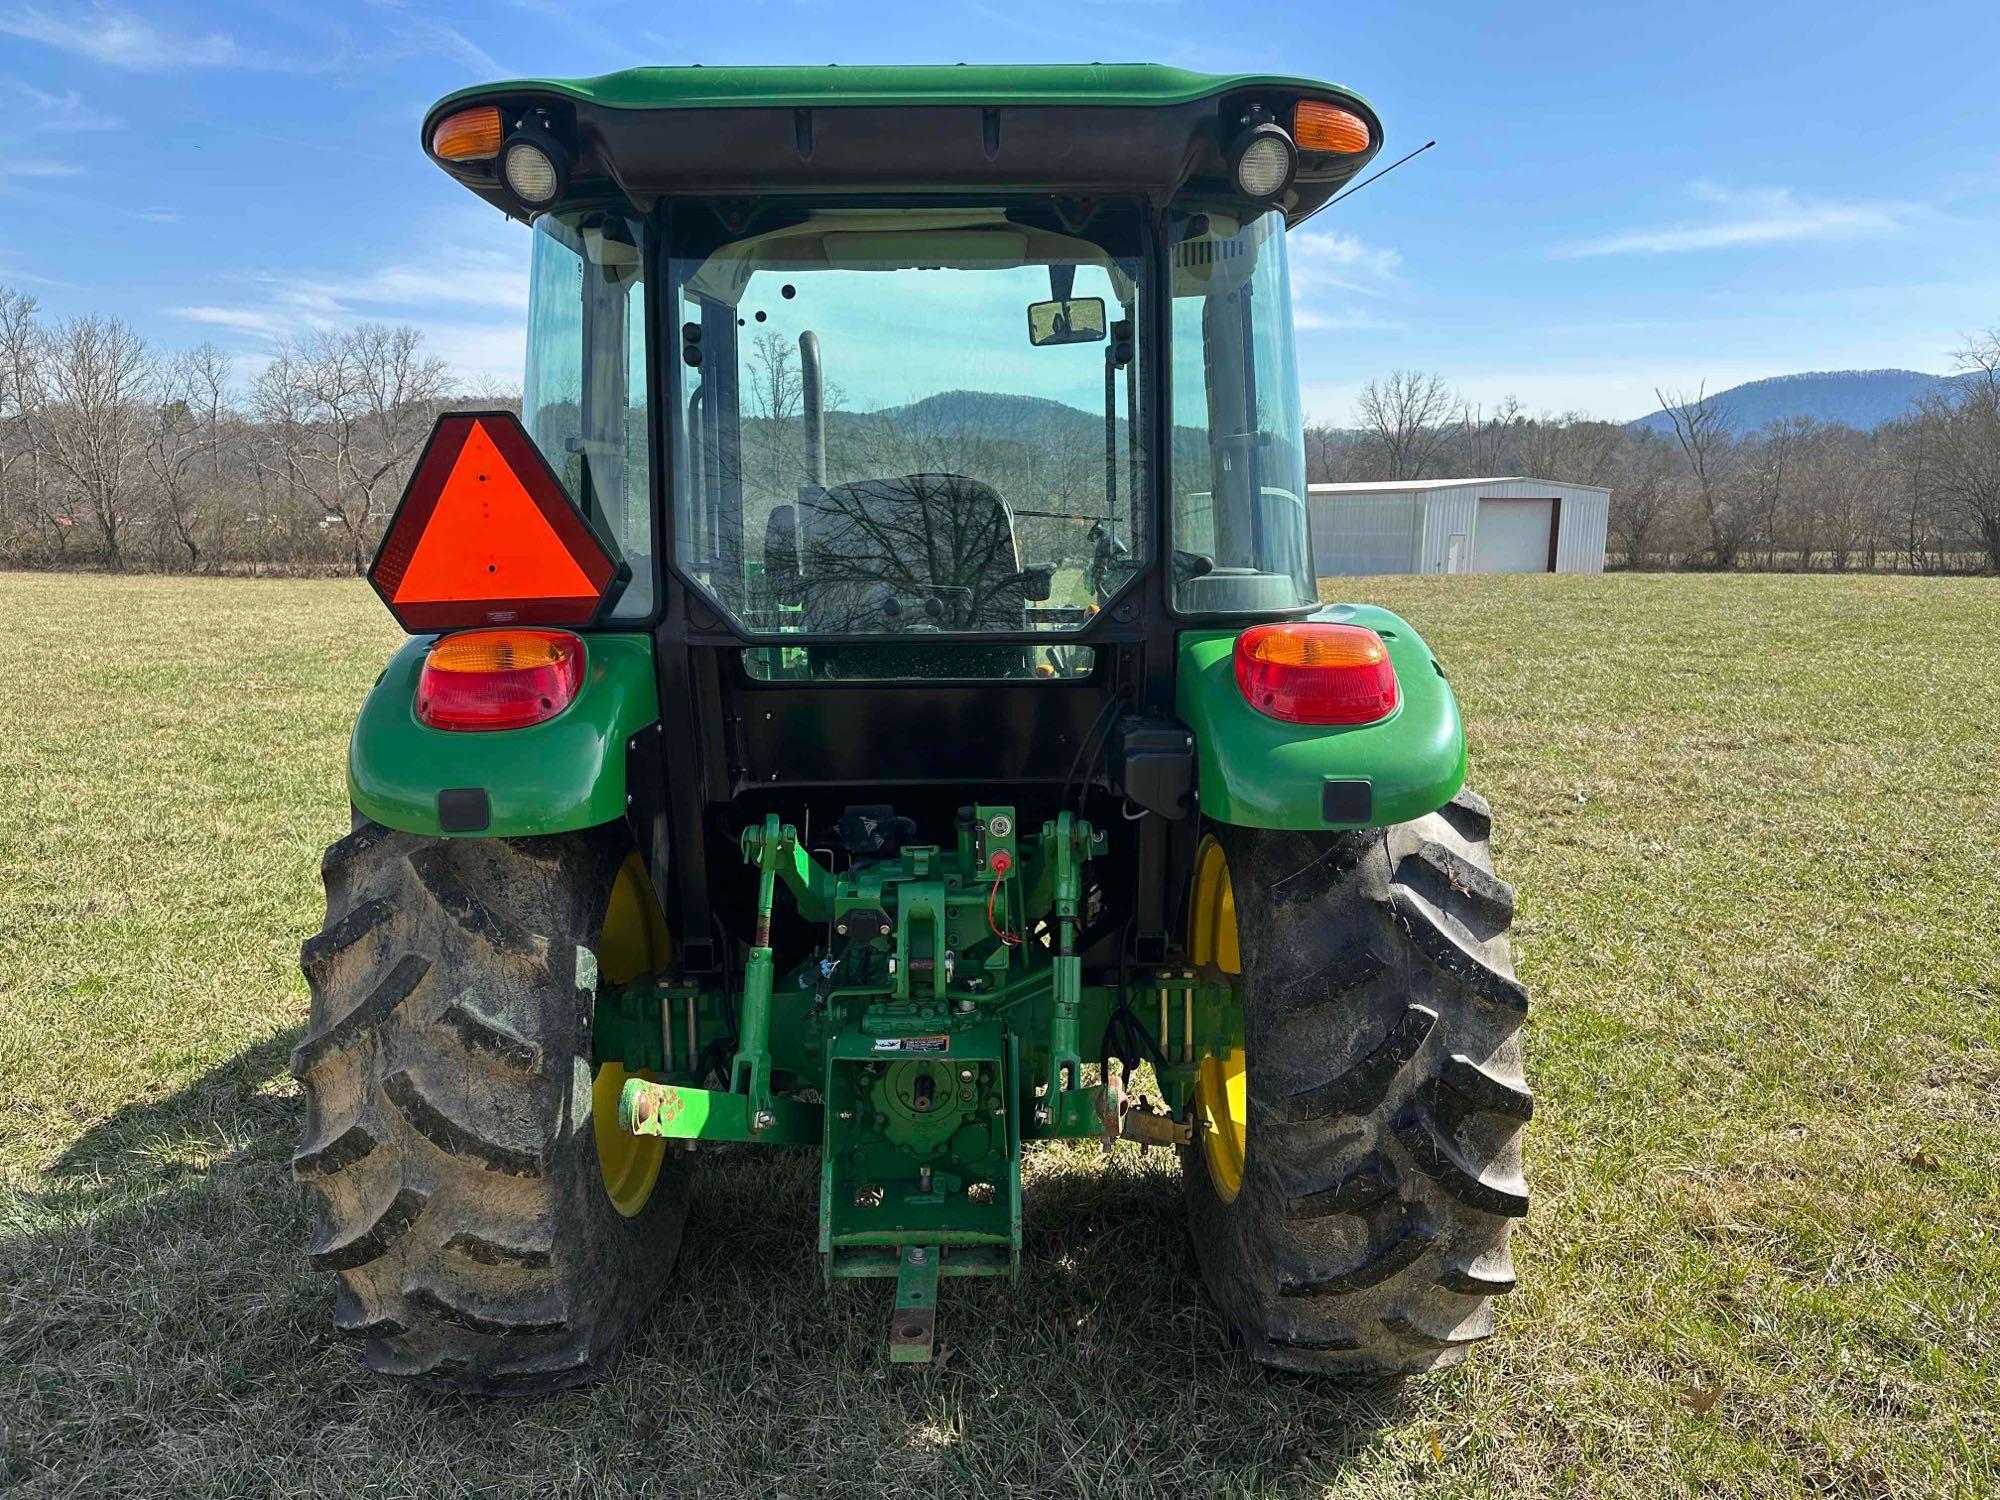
[44,1025,307,1183]
[4,1030,1415,1499]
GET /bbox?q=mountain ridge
[1627,368,1971,436]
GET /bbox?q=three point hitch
[611,806,1235,1360]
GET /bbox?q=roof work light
[1227,114,1297,202]
[500,117,572,210]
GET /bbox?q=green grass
[1,569,1996,1498]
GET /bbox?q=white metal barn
[1306,477,1610,577]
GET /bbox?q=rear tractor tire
[292,820,690,1394]
[1183,787,1531,1375]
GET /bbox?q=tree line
[1310,341,2000,573]
[3,280,1995,576]
[0,286,463,575]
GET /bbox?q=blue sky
[1,0,1994,422]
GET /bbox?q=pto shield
[368,409,627,632]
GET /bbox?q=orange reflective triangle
[394,420,597,604]
[369,411,623,632]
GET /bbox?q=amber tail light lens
[432,106,504,162]
[417,629,585,731]
[1293,101,1371,155]
[1234,622,1398,725]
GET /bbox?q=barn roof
[1308,476,1612,495]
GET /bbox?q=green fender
[1175,605,1467,831]
[348,633,660,838]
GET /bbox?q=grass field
[1,569,1996,1499]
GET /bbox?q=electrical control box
[970,803,1017,876]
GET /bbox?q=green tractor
[296,63,1530,1392]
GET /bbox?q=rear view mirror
[1027,297,1106,347]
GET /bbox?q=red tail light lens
[416,629,585,731]
[1234,622,1399,725]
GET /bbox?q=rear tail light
[1234,622,1398,725]
[502,135,566,206]
[500,117,573,209]
[417,629,584,731]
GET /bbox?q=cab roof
[431,63,1362,113]
[424,63,1383,228]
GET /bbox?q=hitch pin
[1182,973,1194,1065]
[685,994,697,1076]
[1158,984,1170,1061]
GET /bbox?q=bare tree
[0,286,46,563]
[1607,429,1680,568]
[1906,330,2000,572]
[143,346,232,569]
[1796,424,1874,572]
[38,314,152,570]
[1517,412,1624,487]
[1451,397,1524,476]
[1741,416,1808,568]
[1302,420,1347,483]
[744,329,806,503]
[1881,414,1947,573]
[1655,383,1744,567]
[256,325,453,572]
[1354,370,1459,480]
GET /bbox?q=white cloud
[1288,227,1403,331]
[1559,183,1910,258]
[168,214,530,386]
[0,2,507,77]
[294,251,529,317]
[0,244,79,288]
[170,304,298,340]
[408,320,525,384]
[363,0,508,79]
[0,159,83,184]
[0,6,244,70]
[11,81,123,131]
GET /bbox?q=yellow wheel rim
[1189,837,1247,1203]
[1196,1052,1247,1203]
[592,853,669,1218]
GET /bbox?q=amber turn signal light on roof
[368,409,624,632]
[432,106,504,162]
[1234,622,1399,725]
[417,629,585,731]
[1293,101,1371,155]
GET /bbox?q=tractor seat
[798,473,1033,678]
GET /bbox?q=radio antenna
[1325,139,1436,208]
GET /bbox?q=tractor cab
[307,66,1528,1387]
[449,68,1364,658]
